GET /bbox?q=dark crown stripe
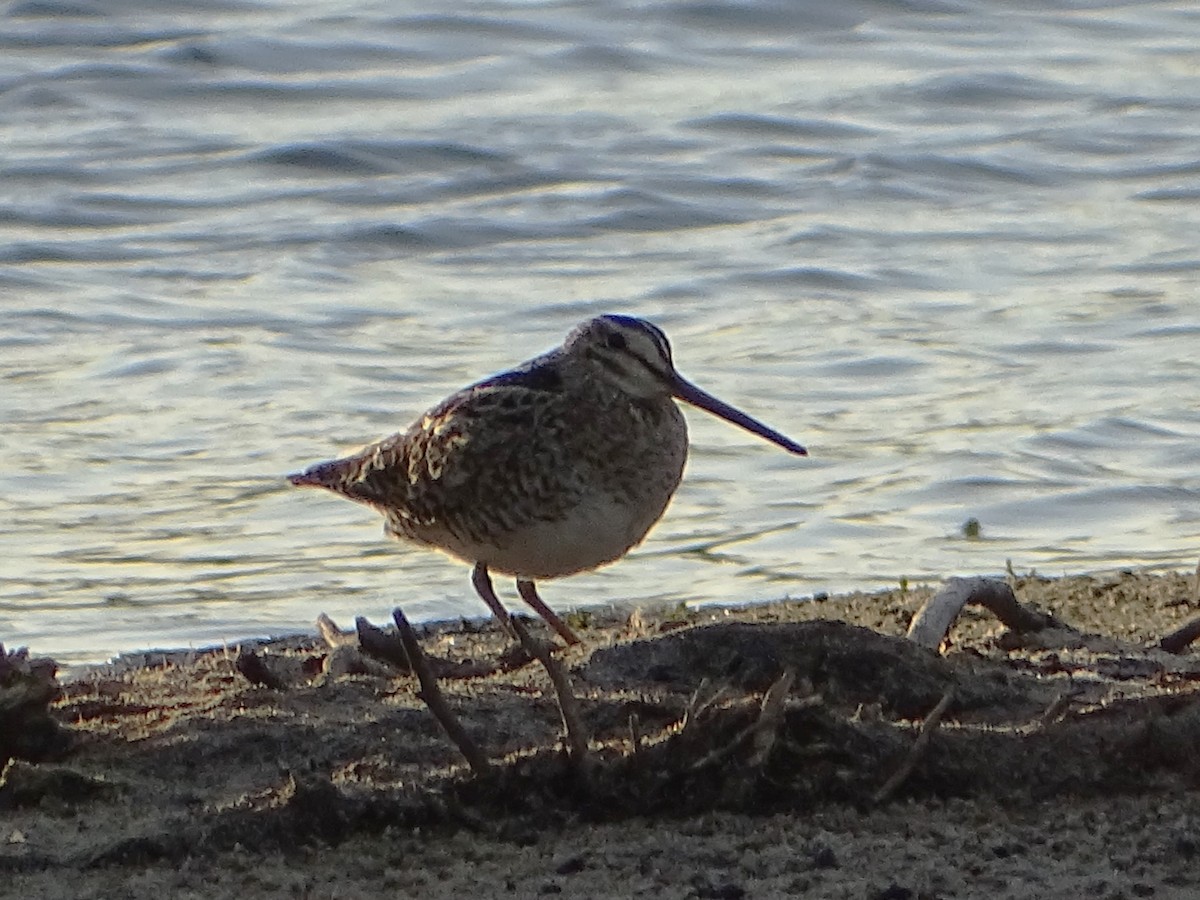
[600,314,674,366]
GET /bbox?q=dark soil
[3,569,1200,899]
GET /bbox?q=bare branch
[355,616,413,673]
[690,669,808,772]
[872,689,955,804]
[747,668,796,767]
[510,615,591,770]
[682,679,732,734]
[392,608,490,776]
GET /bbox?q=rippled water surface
[3,0,1199,664]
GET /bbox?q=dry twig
[872,688,955,804]
[627,713,642,757]
[355,616,413,673]
[682,678,732,734]
[392,608,490,776]
[510,616,591,771]
[747,668,797,767]
[1038,686,1082,728]
[690,669,805,772]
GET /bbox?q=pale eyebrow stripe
[636,320,673,366]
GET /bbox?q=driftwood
[907,570,1200,656]
[906,577,1058,649]
[315,613,377,678]
[316,613,356,648]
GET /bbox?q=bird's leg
[471,562,517,638]
[516,579,582,646]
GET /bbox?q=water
[2,0,1198,666]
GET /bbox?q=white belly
[429,493,669,580]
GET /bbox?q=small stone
[811,844,839,869]
[554,854,586,875]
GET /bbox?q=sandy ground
[3,568,1200,899]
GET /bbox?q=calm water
[2,0,1199,666]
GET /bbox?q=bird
[288,314,807,646]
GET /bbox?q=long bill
[672,374,808,456]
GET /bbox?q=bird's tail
[287,448,396,508]
[287,457,359,491]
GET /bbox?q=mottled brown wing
[350,382,590,545]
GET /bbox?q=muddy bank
[3,569,1200,899]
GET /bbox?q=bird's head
[563,314,807,455]
[565,314,677,400]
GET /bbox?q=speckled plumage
[290,315,806,645]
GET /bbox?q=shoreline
[4,567,1200,899]
[48,560,1200,682]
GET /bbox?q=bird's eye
[606,331,627,351]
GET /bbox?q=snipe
[289,314,807,645]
